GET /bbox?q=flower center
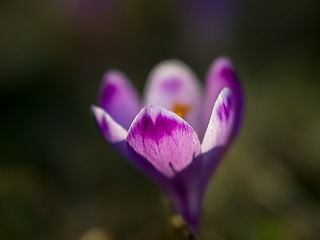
[172,103,191,119]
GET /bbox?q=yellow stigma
[172,103,191,119]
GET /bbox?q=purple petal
[91,106,128,154]
[167,160,204,236]
[201,88,234,154]
[144,60,202,134]
[99,70,141,130]
[126,105,201,177]
[126,144,202,236]
[199,89,236,203]
[203,57,244,141]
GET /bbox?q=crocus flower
[91,57,244,237]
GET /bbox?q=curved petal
[201,88,234,154]
[91,105,128,154]
[203,57,244,141]
[99,70,141,130]
[143,60,202,133]
[199,89,236,197]
[127,105,201,177]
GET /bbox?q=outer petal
[99,70,141,130]
[199,88,236,201]
[143,60,202,133]
[126,105,201,177]
[201,88,234,154]
[126,144,202,236]
[91,105,128,153]
[203,57,244,141]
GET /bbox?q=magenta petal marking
[127,105,201,177]
[91,105,127,143]
[99,70,141,130]
[161,78,183,93]
[217,94,232,122]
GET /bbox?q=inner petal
[144,60,202,133]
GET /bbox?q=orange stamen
[172,103,191,120]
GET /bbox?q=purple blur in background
[179,0,242,61]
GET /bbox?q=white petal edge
[201,88,234,154]
[91,105,128,143]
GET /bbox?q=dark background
[1,0,320,239]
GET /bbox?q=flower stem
[170,215,197,240]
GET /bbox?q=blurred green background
[1,0,320,239]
